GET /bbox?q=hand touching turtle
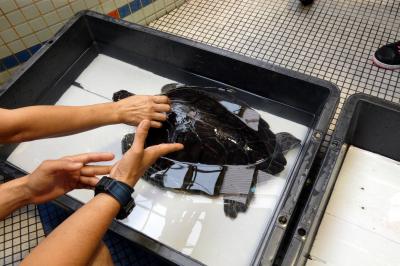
[114,95,171,128]
[110,120,184,187]
[22,120,183,205]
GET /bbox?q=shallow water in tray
[7,54,310,266]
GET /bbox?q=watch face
[97,176,110,188]
[94,177,135,219]
[95,177,110,195]
[126,200,135,212]
[95,176,135,219]
[101,176,113,185]
[117,200,135,220]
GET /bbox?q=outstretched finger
[62,152,115,164]
[146,143,184,160]
[80,165,112,176]
[132,120,151,151]
[43,159,83,173]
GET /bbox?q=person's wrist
[14,176,33,205]
[94,193,121,216]
[111,101,126,124]
[109,174,137,188]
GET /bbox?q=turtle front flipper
[276,132,301,154]
[161,83,184,94]
[122,133,134,154]
[113,90,135,102]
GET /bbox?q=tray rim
[281,93,400,266]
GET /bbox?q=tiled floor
[151,0,400,146]
[1,0,400,264]
[0,175,45,265]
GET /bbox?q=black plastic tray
[0,11,339,266]
[282,93,400,265]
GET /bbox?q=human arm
[0,152,114,220]
[21,120,184,266]
[0,95,170,143]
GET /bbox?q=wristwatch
[95,176,135,219]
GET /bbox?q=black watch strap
[95,176,135,219]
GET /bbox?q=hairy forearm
[0,177,30,220]
[1,103,119,143]
[22,193,120,265]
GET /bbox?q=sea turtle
[113,84,301,218]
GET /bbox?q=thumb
[43,159,83,173]
[145,143,184,161]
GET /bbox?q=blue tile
[0,61,5,72]
[29,43,42,54]
[118,4,131,18]
[141,0,151,6]
[129,0,141,12]
[3,55,19,69]
[15,49,31,63]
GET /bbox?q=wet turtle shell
[114,84,300,218]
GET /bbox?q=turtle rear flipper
[276,132,301,154]
[224,198,248,219]
[262,132,300,174]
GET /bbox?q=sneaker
[372,41,400,70]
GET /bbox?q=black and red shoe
[372,41,400,70]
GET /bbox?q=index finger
[153,95,170,104]
[62,152,115,164]
[132,120,151,151]
[146,143,184,159]
[80,165,113,176]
